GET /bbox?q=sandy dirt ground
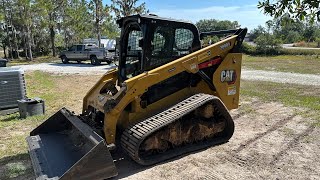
[6,96,319,180]
[107,99,319,180]
[3,65,319,179]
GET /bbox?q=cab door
[76,45,86,60]
[65,45,77,59]
[118,22,144,83]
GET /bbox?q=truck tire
[61,56,69,64]
[106,60,112,65]
[90,56,101,65]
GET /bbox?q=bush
[241,42,256,54]
[254,34,282,55]
[293,41,307,47]
[315,38,320,48]
[241,36,320,56]
[285,31,303,43]
[202,36,220,46]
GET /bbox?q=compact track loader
[26,14,247,179]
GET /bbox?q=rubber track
[121,93,234,165]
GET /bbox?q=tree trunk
[3,45,7,59]
[24,44,28,60]
[2,0,13,59]
[7,1,19,59]
[23,27,28,60]
[13,27,20,59]
[26,24,33,61]
[19,9,28,60]
[95,0,101,47]
[50,25,56,56]
[7,28,13,59]
[64,31,68,48]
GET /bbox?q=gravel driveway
[241,69,320,86]
[12,63,320,86]
[14,62,116,75]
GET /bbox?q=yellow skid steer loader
[26,14,247,179]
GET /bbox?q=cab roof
[117,14,194,28]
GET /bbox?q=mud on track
[113,99,319,180]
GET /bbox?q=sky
[104,0,272,31]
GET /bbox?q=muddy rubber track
[121,93,234,165]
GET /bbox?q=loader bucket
[26,108,118,180]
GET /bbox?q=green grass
[25,71,58,105]
[243,54,320,74]
[7,56,60,66]
[4,162,28,178]
[281,48,320,55]
[241,80,320,126]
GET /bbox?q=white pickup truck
[59,44,113,65]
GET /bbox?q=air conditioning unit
[0,68,27,115]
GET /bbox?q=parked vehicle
[83,38,117,51]
[59,44,112,65]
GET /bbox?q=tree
[270,17,305,43]
[255,34,282,55]
[34,0,66,57]
[196,19,240,46]
[0,27,7,58]
[285,30,303,43]
[196,19,240,32]
[249,25,266,41]
[110,0,148,19]
[62,0,95,47]
[101,15,119,39]
[16,0,33,60]
[1,0,14,58]
[303,25,320,42]
[258,0,320,22]
[93,0,103,47]
[0,0,119,59]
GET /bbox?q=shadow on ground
[0,113,20,122]
[49,62,117,70]
[0,153,33,180]
[110,148,148,180]
[110,142,216,179]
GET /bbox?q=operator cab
[117,14,201,83]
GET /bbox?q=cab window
[69,46,76,51]
[175,28,194,55]
[124,29,143,79]
[149,26,194,68]
[76,45,83,51]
